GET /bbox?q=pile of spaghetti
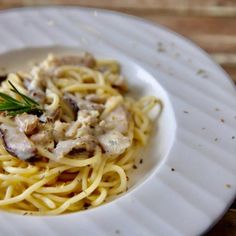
[0,53,161,215]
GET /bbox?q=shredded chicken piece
[102,106,128,134]
[15,113,39,135]
[66,110,99,138]
[77,98,104,112]
[75,126,93,138]
[54,135,97,159]
[77,110,99,125]
[30,124,54,150]
[53,121,70,142]
[0,124,36,160]
[98,130,131,155]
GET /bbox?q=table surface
[0,0,236,235]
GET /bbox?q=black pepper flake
[232,136,235,139]
[220,118,225,123]
[83,203,90,209]
[139,159,143,164]
[215,108,220,111]
[157,42,166,52]
[133,164,138,169]
[183,110,189,114]
[214,138,218,142]
[171,168,175,172]
[225,184,231,188]
[197,69,206,75]
[115,229,120,235]
[202,127,206,130]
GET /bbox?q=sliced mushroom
[54,135,97,159]
[30,130,54,151]
[107,74,128,92]
[0,124,36,161]
[30,123,54,150]
[65,94,104,113]
[63,93,79,116]
[26,66,48,104]
[98,130,131,155]
[15,113,39,135]
[48,53,96,68]
[39,107,62,123]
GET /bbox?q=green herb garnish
[0,81,43,116]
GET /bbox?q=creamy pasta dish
[0,53,161,215]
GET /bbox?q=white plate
[0,7,235,236]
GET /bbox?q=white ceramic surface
[0,7,235,236]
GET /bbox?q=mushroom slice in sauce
[49,53,96,68]
[98,130,131,155]
[54,135,97,159]
[15,113,39,135]
[0,124,36,160]
[63,94,104,120]
[30,129,54,151]
[63,94,79,116]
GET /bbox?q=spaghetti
[0,53,161,215]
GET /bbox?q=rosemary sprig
[0,81,43,116]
